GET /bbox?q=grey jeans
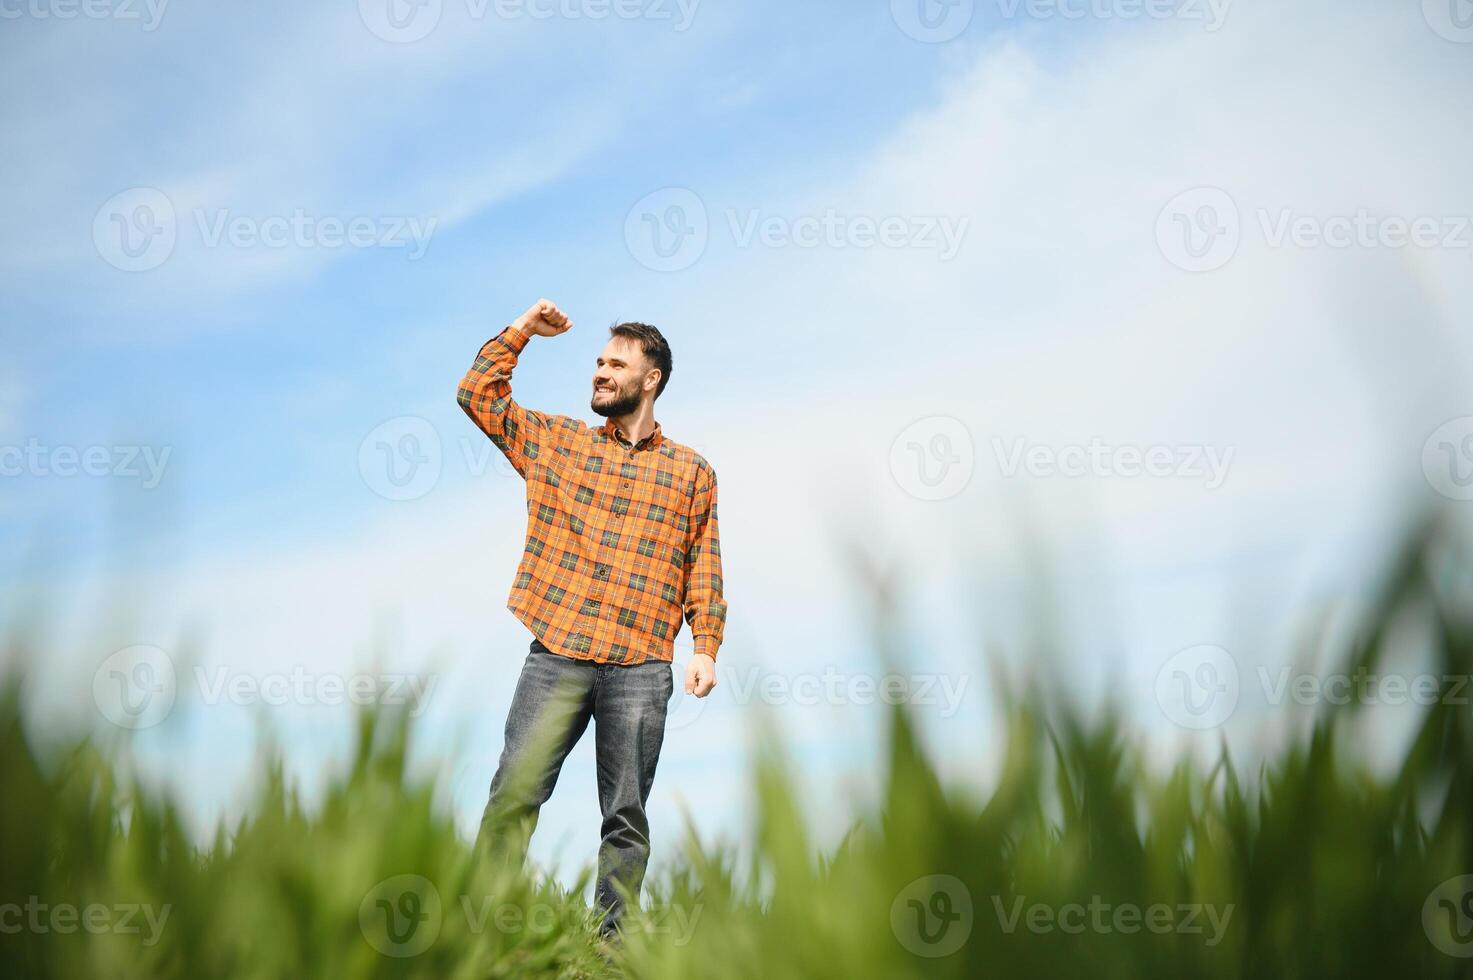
[476,637,674,935]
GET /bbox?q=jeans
[476,637,673,935]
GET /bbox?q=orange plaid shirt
[457,324,727,665]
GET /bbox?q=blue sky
[4,0,1473,883]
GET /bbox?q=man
[457,299,727,937]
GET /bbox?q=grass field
[3,521,1472,978]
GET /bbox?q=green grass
[3,521,1473,977]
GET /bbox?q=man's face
[591,336,654,417]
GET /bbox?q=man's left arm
[682,463,727,697]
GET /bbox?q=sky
[4,0,1473,886]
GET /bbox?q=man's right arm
[456,321,558,479]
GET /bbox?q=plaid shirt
[457,324,727,665]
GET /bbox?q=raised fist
[514,299,573,337]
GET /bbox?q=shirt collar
[600,417,664,451]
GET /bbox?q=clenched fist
[514,299,573,338]
[684,653,716,698]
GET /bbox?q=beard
[591,384,641,418]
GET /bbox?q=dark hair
[609,321,673,399]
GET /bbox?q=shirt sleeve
[456,325,564,478]
[683,463,728,660]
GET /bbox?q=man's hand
[684,653,716,698]
[514,299,573,338]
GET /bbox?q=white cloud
[12,0,1473,858]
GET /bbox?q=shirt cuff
[693,635,720,661]
[501,323,532,351]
